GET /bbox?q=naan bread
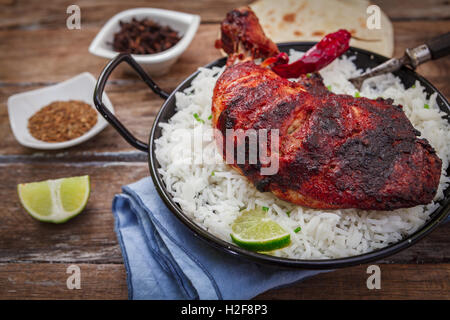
[250,0,394,57]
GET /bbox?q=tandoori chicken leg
[212,7,442,210]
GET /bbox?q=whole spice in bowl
[27,100,98,142]
[111,18,181,54]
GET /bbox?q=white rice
[155,49,450,259]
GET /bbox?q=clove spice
[112,18,181,54]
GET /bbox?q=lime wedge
[18,176,90,223]
[230,208,291,252]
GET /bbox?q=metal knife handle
[405,45,431,68]
[349,32,450,90]
[426,32,450,59]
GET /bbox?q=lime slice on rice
[18,175,90,223]
[230,208,291,252]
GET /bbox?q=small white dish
[7,72,114,150]
[89,8,200,76]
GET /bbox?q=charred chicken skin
[216,6,280,62]
[212,7,442,210]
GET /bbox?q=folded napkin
[113,177,449,300]
[112,177,329,300]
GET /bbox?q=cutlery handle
[426,32,450,60]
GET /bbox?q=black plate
[95,43,450,269]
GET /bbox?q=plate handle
[93,53,170,152]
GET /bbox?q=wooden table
[0,0,449,300]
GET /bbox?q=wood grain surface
[0,0,449,300]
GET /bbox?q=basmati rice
[155,50,450,259]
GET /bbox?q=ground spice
[27,100,98,142]
[112,18,181,54]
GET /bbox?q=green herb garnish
[262,206,269,212]
[412,84,416,89]
[211,171,215,176]
[286,210,291,217]
[306,73,311,78]
[208,115,213,120]
[294,226,301,233]
[424,104,429,109]
[193,113,205,123]
[354,91,360,98]
[326,85,332,91]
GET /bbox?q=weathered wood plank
[0,163,449,264]
[256,263,450,300]
[1,21,449,90]
[0,24,222,84]
[0,0,448,31]
[0,162,149,263]
[0,22,449,157]
[0,263,128,299]
[1,21,448,89]
[0,0,253,29]
[0,21,450,89]
[373,0,450,20]
[0,263,448,299]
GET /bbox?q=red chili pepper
[271,29,351,78]
[261,52,289,68]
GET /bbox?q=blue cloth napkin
[112,177,330,300]
[112,177,449,300]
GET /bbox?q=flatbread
[250,0,394,57]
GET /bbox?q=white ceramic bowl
[89,8,200,76]
[7,72,114,150]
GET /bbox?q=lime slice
[230,208,291,252]
[18,176,90,223]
